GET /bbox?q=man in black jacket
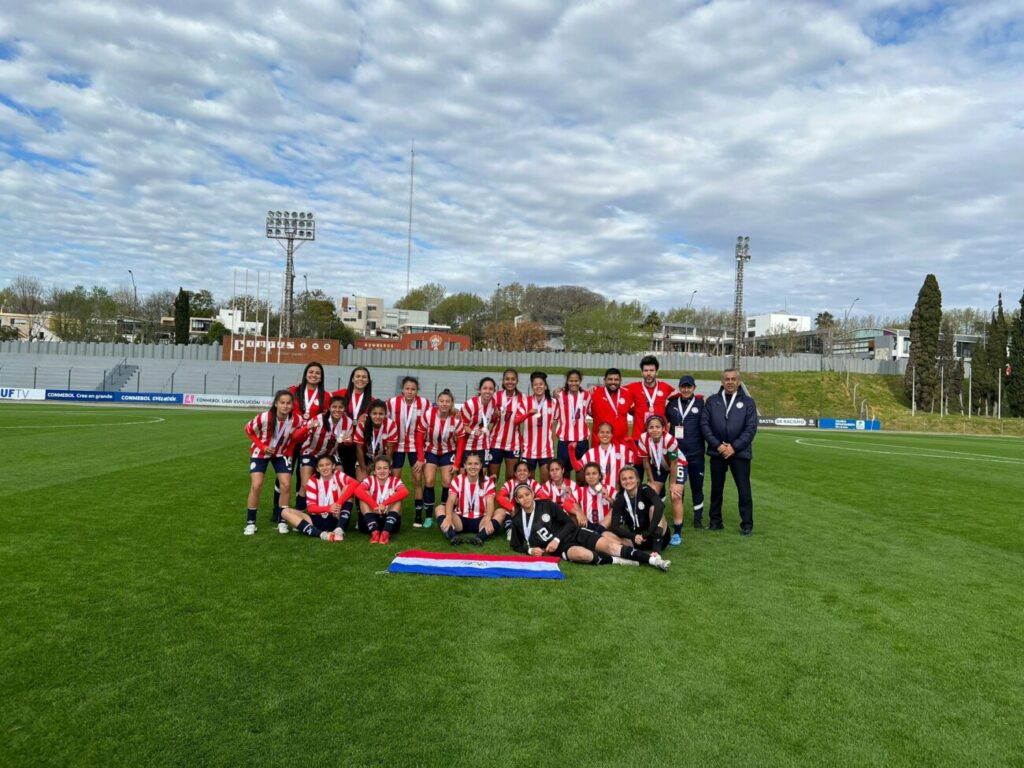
[699,368,758,535]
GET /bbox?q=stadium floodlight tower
[731,236,751,370]
[265,210,315,337]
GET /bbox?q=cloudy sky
[0,0,1021,319]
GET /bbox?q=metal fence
[0,340,909,375]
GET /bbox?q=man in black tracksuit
[700,368,758,535]
[664,374,707,528]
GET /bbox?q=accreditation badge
[674,426,684,440]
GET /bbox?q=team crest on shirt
[693,407,699,413]
[638,502,645,510]
[737,402,744,409]
[541,513,550,522]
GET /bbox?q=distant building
[0,311,60,341]
[339,296,384,335]
[354,330,471,351]
[833,328,981,362]
[217,308,264,336]
[383,308,430,334]
[650,323,735,355]
[745,313,812,340]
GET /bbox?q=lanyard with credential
[722,391,738,420]
[623,492,640,528]
[522,508,536,542]
[677,396,696,422]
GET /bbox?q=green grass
[1,404,1022,767]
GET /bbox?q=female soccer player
[415,389,466,528]
[438,452,498,546]
[272,361,329,516]
[495,460,550,515]
[354,456,409,544]
[509,484,670,570]
[243,390,308,536]
[563,462,614,532]
[608,466,670,555]
[354,399,397,480]
[335,366,373,477]
[388,376,430,524]
[294,395,352,512]
[637,414,688,546]
[569,422,636,493]
[519,371,559,483]
[555,369,590,480]
[489,368,525,481]
[281,454,357,542]
[539,459,578,513]
[460,376,497,465]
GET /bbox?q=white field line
[794,438,1024,465]
[0,416,166,430]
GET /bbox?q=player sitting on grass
[281,454,356,542]
[354,457,408,544]
[437,452,499,546]
[509,484,670,571]
[608,466,670,555]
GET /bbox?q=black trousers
[708,455,753,532]
[684,452,705,522]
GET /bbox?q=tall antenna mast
[732,235,751,370]
[406,139,415,298]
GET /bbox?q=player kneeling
[280,454,356,542]
[509,484,670,571]
[437,452,499,546]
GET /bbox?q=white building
[0,311,61,341]
[384,308,429,334]
[745,313,812,340]
[217,308,263,336]
[339,296,384,335]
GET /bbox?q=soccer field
[2,404,1022,767]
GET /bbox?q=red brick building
[354,331,471,352]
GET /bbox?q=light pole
[127,269,138,342]
[843,297,860,327]
[494,282,501,323]
[732,236,750,370]
[303,274,309,294]
[687,290,698,309]
[266,210,315,337]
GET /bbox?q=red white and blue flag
[388,550,564,580]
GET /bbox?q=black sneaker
[740,528,753,537]
[708,523,725,531]
[470,536,485,546]
[692,519,705,529]
[413,514,423,528]
[450,536,464,546]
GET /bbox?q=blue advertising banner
[45,390,184,404]
[818,418,881,431]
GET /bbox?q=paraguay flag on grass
[388,550,564,580]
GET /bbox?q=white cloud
[0,0,1021,321]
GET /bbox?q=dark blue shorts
[425,451,455,467]
[675,464,688,485]
[648,465,670,484]
[391,451,421,469]
[310,513,337,532]
[249,456,292,475]
[523,457,552,470]
[556,440,589,468]
[584,523,606,535]
[300,454,317,468]
[488,448,519,464]
[457,515,482,534]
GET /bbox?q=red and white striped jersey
[449,474,496,519]
[572,484,616,526]
[417,406,465,455]
[460,395,496,452]
[556,389,591,443]
[290,385,328,422]
[246,411,305,459]
[334,387,371,422]
[360,475,406,506]
[579,443,636,491]
[387,395,431,452]
[520,395,559,459]
[304,470,356,512]
[541,478,579,507]
[353,418,399,460]
[636,432,679,473]
[302,413,354,457]
[491,390,526,451]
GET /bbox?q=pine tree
[173,288,190,345]
[1005,290,1024,417]
[988,295,1009,416]
[970,335,991,415]
[904,274,942,411]
[936,316,957,415]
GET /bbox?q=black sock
[439,487,449,505]
[476,526,490,542]
[620,545,651,565]
[272,481,280,511]
[295,495,307,511]
[415,501,424,515]
[246,508,257,524]
[297,520,320,538]
[596,553,612,565]
[384,512,400,533]
[424,487,435,507]
[364,514,380,532]
[339,509,351,531]
[503,517,512,531]
[440,517,458,542]
[272,505,282,523]
[673,523,682,535]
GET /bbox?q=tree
[0,325,19,341]
[173,288,190,345]
[483,320,547,351]
[936,316,959,415]
[988,295,1010,416]
[190,289,217,317]
[295,289,355,345]
[904,274,942,411]
[642,310,662,332]
[9,275,45,315]
[394,282,446,315]
[1006,291,1024,417]
[48,285,95,341]
[206,321,230,345]
[563,301,647,353]
[970,335,991,415]
[433,292,486,329]
[519,284,604,326]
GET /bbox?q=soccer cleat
[649,554,671,572]
[610,556,639,567]
[669,533,682,546]
[321,531,344,542]
[379,531,391,545]
[450,535,464,546]
[369,530,382,544]
[277,522,289,535]
[243,523,257,536]
[333,526,345,537]
[470,536,485,546]
[423,516,434,529]
[506,529,513,542]
[413,519,424,529]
